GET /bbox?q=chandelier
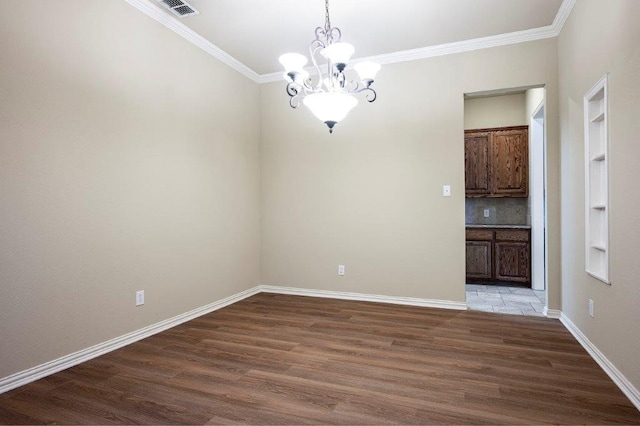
[278,0,381,133]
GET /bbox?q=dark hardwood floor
[1,293,639,424]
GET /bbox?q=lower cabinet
[465,241,493,280]
[465,227,531,285]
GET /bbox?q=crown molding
[360,26,558,66]
[259,0,576,84]
[123,0,260,83]
[125,0,575,86]
[552,0,577,34]
[260,25,557,84]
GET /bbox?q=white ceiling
[137,0,567,78]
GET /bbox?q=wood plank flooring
[1,293,639,424]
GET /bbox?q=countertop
[466,224,531,230]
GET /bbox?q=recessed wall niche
[584,74,610,284]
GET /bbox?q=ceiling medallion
[278,0,381,133]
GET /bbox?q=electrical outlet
[588,299,594,317]
[483,208,490,218]
[136,290,145,306]
[338,265,345,276]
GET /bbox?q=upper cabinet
[464,131,491,195]
[465,125,528,198]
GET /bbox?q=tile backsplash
[465,197,529,225]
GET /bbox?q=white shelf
[590,111,605,122]
[587,270,610,284]
[584,74,610,285]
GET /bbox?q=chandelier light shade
[279,53,308,77]
[320,42,355,68]
[278,0,380,133]
[354,61,381,83]
[303,93,358,131]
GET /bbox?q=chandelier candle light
[279,0,381,133]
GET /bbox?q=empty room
[1,0,639,424]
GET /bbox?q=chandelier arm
[326,58,337,91]
[285,83,302,108]
[309,41,326,92]
[346,80,365,93]
[300,78,314,94]
[327,27,341,44]
[363,87,377,103]
[336,70,346,89]
[286,82,299,97]
[346,82,378,103]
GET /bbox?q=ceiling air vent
[156,0,199,18]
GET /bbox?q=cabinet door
[466,241,493,280]
[495,241,530,283]
[464,132,491,196]
[490,128,529,197]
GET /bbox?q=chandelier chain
[324,0,331,32]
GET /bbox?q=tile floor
[466,284,546,316]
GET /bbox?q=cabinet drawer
[495,229,529,242]
[465,229,494,241]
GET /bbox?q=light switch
[442,185,451,197]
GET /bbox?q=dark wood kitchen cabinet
[465,227,531,285]
[494,229,531,283]
[465,229,493,280]
[465,126,528,197]
[464,131,491,195]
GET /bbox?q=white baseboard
[543,307,562,319]
[560,313,640,411]
[0,284,462,395]
[0,286,261,394]
[4,285,638,414]
[258,284,468,311]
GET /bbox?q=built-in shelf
[590,111,605,122]
[584,74,610,284]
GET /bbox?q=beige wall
[464,93,527,129]
[526,88,545,119]
[0,0,261,378]
[558,0,640,388]
[260,39,560,307]
[13,1,633,395]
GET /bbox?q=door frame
[530,101,546,292]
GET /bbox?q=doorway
[464,87,547,316]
